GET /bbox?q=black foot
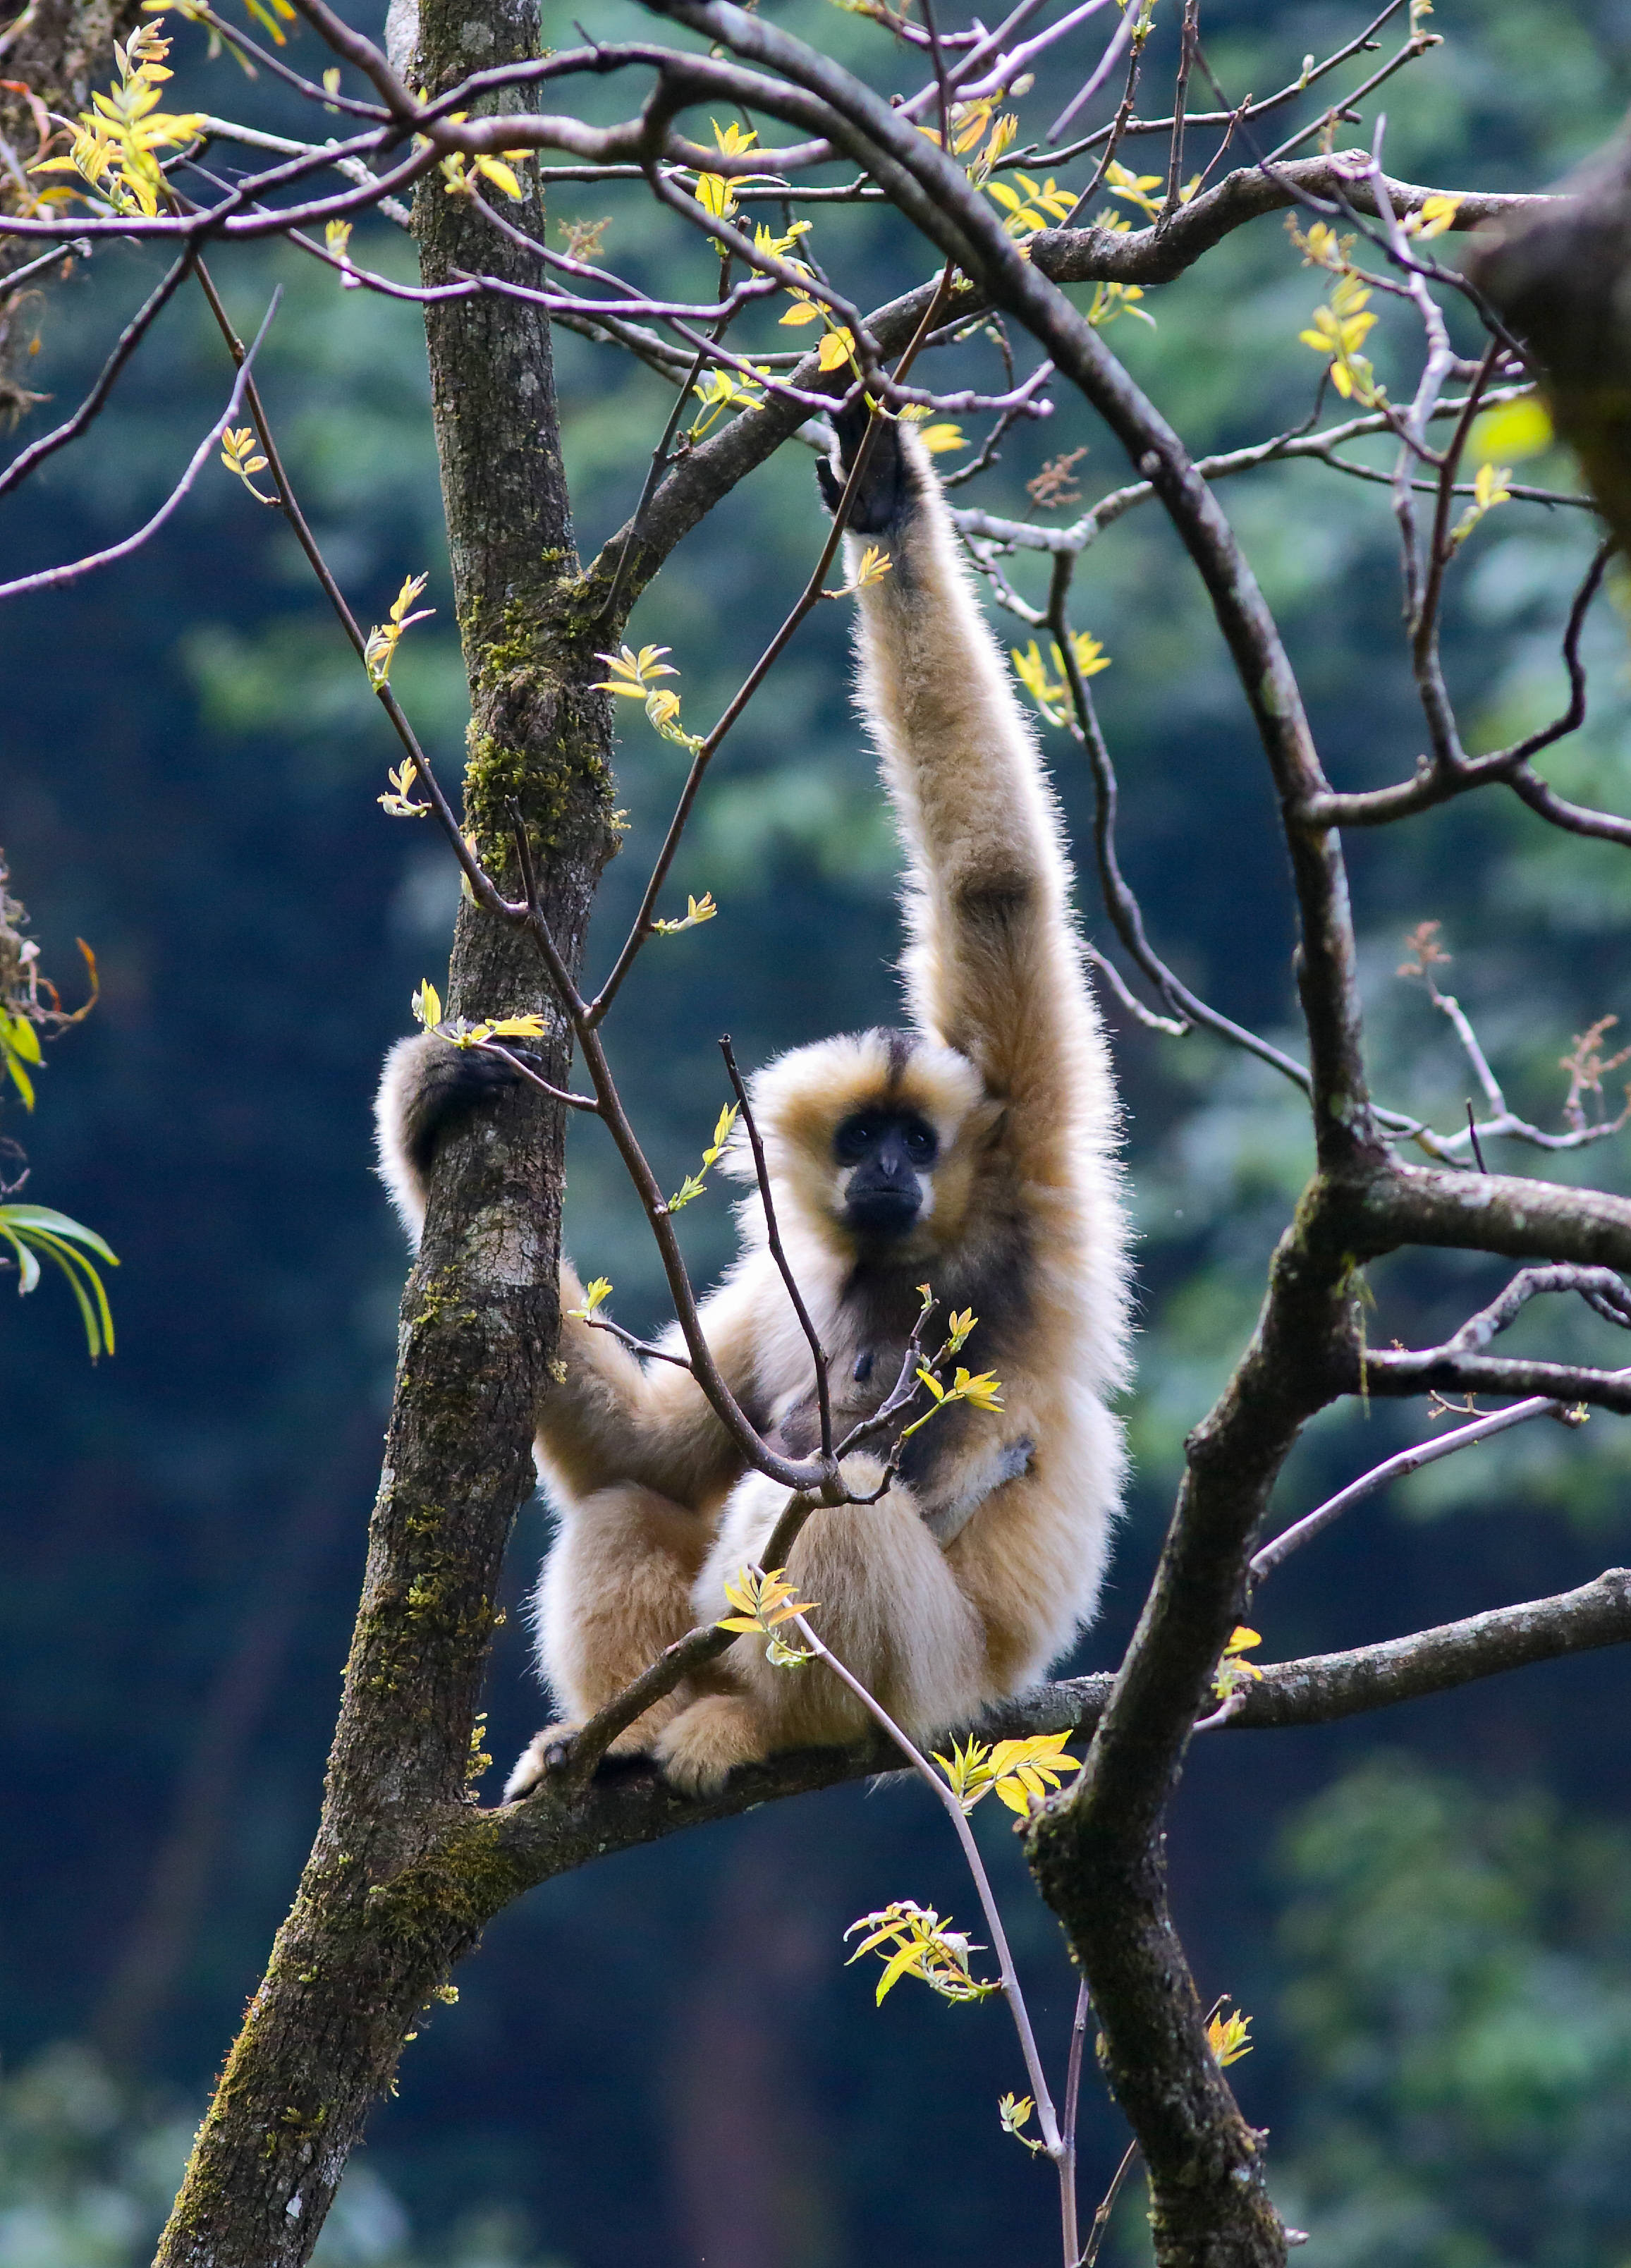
[398,1034,536,1185]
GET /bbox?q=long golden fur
[377,422,1130,1797]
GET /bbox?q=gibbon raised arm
[377,412,1129,1798]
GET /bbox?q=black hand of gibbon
[816,397,915,534]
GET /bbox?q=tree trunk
[0,0,146,414]
[150,0,616,2255]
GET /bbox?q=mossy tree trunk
[151,0,617,2257]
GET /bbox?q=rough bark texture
[0,0,145,414]
[150,0,616,2256]
[1468,115,1631,556]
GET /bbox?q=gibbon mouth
[843,1188,922,1238]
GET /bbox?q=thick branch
[1359,1161,1631,1272]
[470,1568,1631,1875]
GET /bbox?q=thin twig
[790,1614,1068,2179]
[1079,2139,1140,2268]
[0,247,177,499]
[1250,1396,1570,1582]
[720,1035,834,1465]
[0,293,278,602]
[1061,1977,1091,2267]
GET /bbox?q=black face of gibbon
[834,1108,939,1238]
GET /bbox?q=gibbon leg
[655,1463,986,1796]
[504,1483,711,1798]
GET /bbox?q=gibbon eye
[901,1118,939,1167]
[834,1115,879,1165]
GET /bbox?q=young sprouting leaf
[411,979,443,1028]
[1206,2001,1254,2066]
[323,217,359,286]
[365,574,434,687]
[701,1102,738,1166]
[779,296,823,327]
[653,892,719,936]
[998,2092,1044,2152]
[1011,638,1070,726]
[934,1729,1080,1816]
[717,1564,818,1664]
[694,171,737,223]
[1450,461,1513,548]
[668,1098,738,1208]
[593,645,679,697]
[472,152,525,200]
[918,423,965,454]
[1469,396,1551,465]
[843,1901,998,2005]
[379,759,430,819]
[220,425,272,500]
[0,1203,119,1358]
[689,367,766,438]
[568,1276,613,1319]
[1407,190,1462,240]
[1298,269,1383,404]
[984,1731,1080,1815]
[815,327,856,374]
[752,217,810,261]
[1211,1626,1265,1702]
[711,118,758,157]
[852,544,891,589]
[28,23,206,218]
[1104,159,1166,218]
[899,1360,1004,1439]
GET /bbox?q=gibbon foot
[503,1691,690,1799]
[652,1695,770,1797]
[503,1721,580,1800]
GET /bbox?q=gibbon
[377,412,1130,1798]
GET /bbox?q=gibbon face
[735,1028,993,1263]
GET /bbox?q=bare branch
[720,1035,834,1465]
[0,249,193,499]
[1250,1396,1575,1582]
[0,290,277,601]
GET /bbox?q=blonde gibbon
[376,410,1130,1798]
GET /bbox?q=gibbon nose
[844,1135,924,1236]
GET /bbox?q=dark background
[6,2,1631,2260]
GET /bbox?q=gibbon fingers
[376,408,1130,1800]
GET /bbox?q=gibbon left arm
[375,1034,752,1507]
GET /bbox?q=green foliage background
[5,1,1631,2260]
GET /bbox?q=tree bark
[0,0,145,414]
[151,0,617,2256]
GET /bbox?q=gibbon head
[731,1028,994,1262]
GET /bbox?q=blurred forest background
[6,0,1631,2260]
